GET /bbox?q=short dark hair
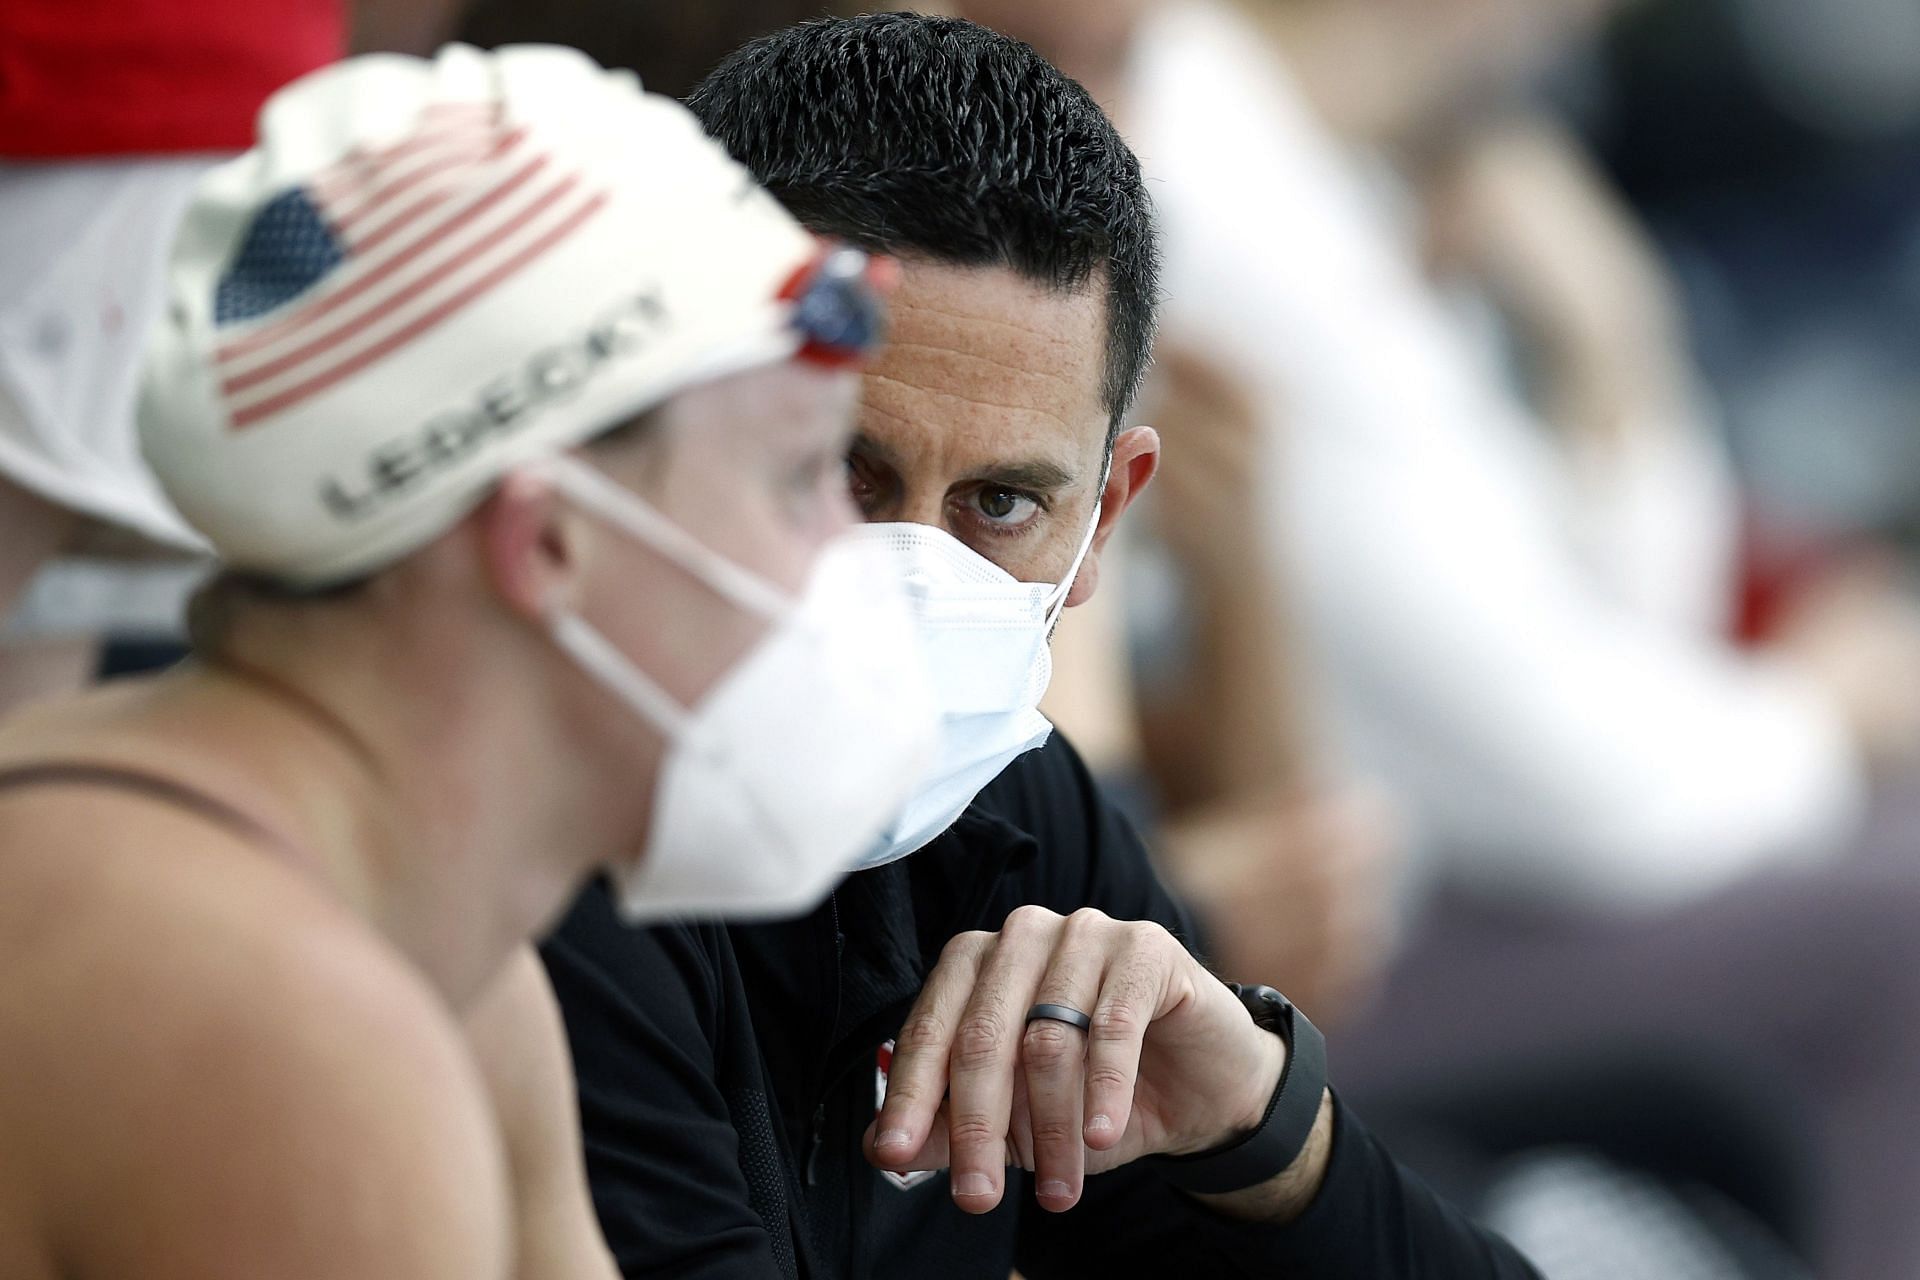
[688,13,1159,442]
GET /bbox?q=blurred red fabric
[0,0,344,158]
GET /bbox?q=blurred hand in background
[1772,552,1920,771]
[1158,783,1401,1026]
[1421,113,1695,453]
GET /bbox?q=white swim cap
[140,44,825,587]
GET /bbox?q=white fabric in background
[2,557,207,642]
[0,156,214,551]
[1127,2,1863,912]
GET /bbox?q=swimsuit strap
[0,761,306,863]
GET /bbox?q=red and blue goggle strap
[779,245,895,369]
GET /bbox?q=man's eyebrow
[851,432,1078,493]
[965,459,1078,492]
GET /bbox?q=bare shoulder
[0,793,513,1280]
[466,946,619,1280]
[465,946,578,1154]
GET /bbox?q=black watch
[1148,982,1329,1195]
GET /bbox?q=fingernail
[876,1129,912,1151]
[1038,1180,1074,1201]
[952,1173,995,1199]
[1087,1114,1115,1134]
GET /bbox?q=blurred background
[6,2,1920,1278]
[1597,0,1920,546]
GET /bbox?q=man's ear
[475,466,591,624]
[1064,424,1160,608]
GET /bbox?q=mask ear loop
[535,454,795,747]
[541,454,794,622]
[1043,501,1103,632]
[1041,442,1115,629]
[550,610,696,740]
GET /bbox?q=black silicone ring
[1025,1002,1093,1032]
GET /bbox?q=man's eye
[976,488,1038,525]
[845,455,885,513]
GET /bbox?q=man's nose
[876,481,950,533]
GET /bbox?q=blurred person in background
[0,0,344,711]
[522,12,1542,1277]
[0,0,466,715]
[0,44,937,1280]
[964,0,1920,1275]
[1599,0,1920,542]
[987,0,1920,918]
[1039,345,1403,1026]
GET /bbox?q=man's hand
[865,906,1290,1214]
[1144,344,1271,579]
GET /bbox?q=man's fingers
[1008,1074,1035,1173]
[864,1102,952,1173]
[1083,928,1169,1151]
[946,905,1060,1213]
[874,906,1177,1208]
[1021,1015,1087,1209]
[875,932,990,1163]
[1024,910,1109,1211]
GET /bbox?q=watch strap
[1149,984,1328,1195]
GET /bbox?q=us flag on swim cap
[141,45,823,588]
[209,102,609,431]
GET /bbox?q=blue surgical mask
[848,507,1101,870]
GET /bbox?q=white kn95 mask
[543,455,938,921]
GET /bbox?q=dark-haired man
[544,15,1538,1278]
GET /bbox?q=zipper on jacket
[829,890,846,1030]
[805,1102,829,1187]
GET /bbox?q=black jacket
[544,733,1539,1279]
